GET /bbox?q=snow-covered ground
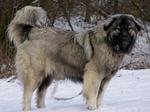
[0,69,150,112]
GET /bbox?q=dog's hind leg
[16,51,39,111]
[23,70,39,111]
[36,75,53,108]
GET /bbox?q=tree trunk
[84,0,91,22]
[113,0,119,14]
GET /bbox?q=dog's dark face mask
[104,15,142,53]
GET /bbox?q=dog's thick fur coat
[7,6,141,111]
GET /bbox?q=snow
[54,16,98,32]
[0,69,150,112]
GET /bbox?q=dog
[7,6,142,111]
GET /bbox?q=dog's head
[104,14,142,53]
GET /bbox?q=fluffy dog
[7,6,142,111]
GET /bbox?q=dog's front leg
[97,74,115,108]
[83,63,102,110]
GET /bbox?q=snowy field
[0,69,150,112]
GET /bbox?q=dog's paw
[87,105,97,110]
[86,102,98,110]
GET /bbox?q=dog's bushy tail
[7,6,49,47]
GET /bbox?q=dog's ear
[129,15,142,31]
[132,18,142,31]
[104,18,117,31]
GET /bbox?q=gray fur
[7,6,141,111]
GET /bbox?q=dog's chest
[103,54,124,76]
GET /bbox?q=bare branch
[131,0,150,42]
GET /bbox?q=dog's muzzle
[114,35,136,53]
